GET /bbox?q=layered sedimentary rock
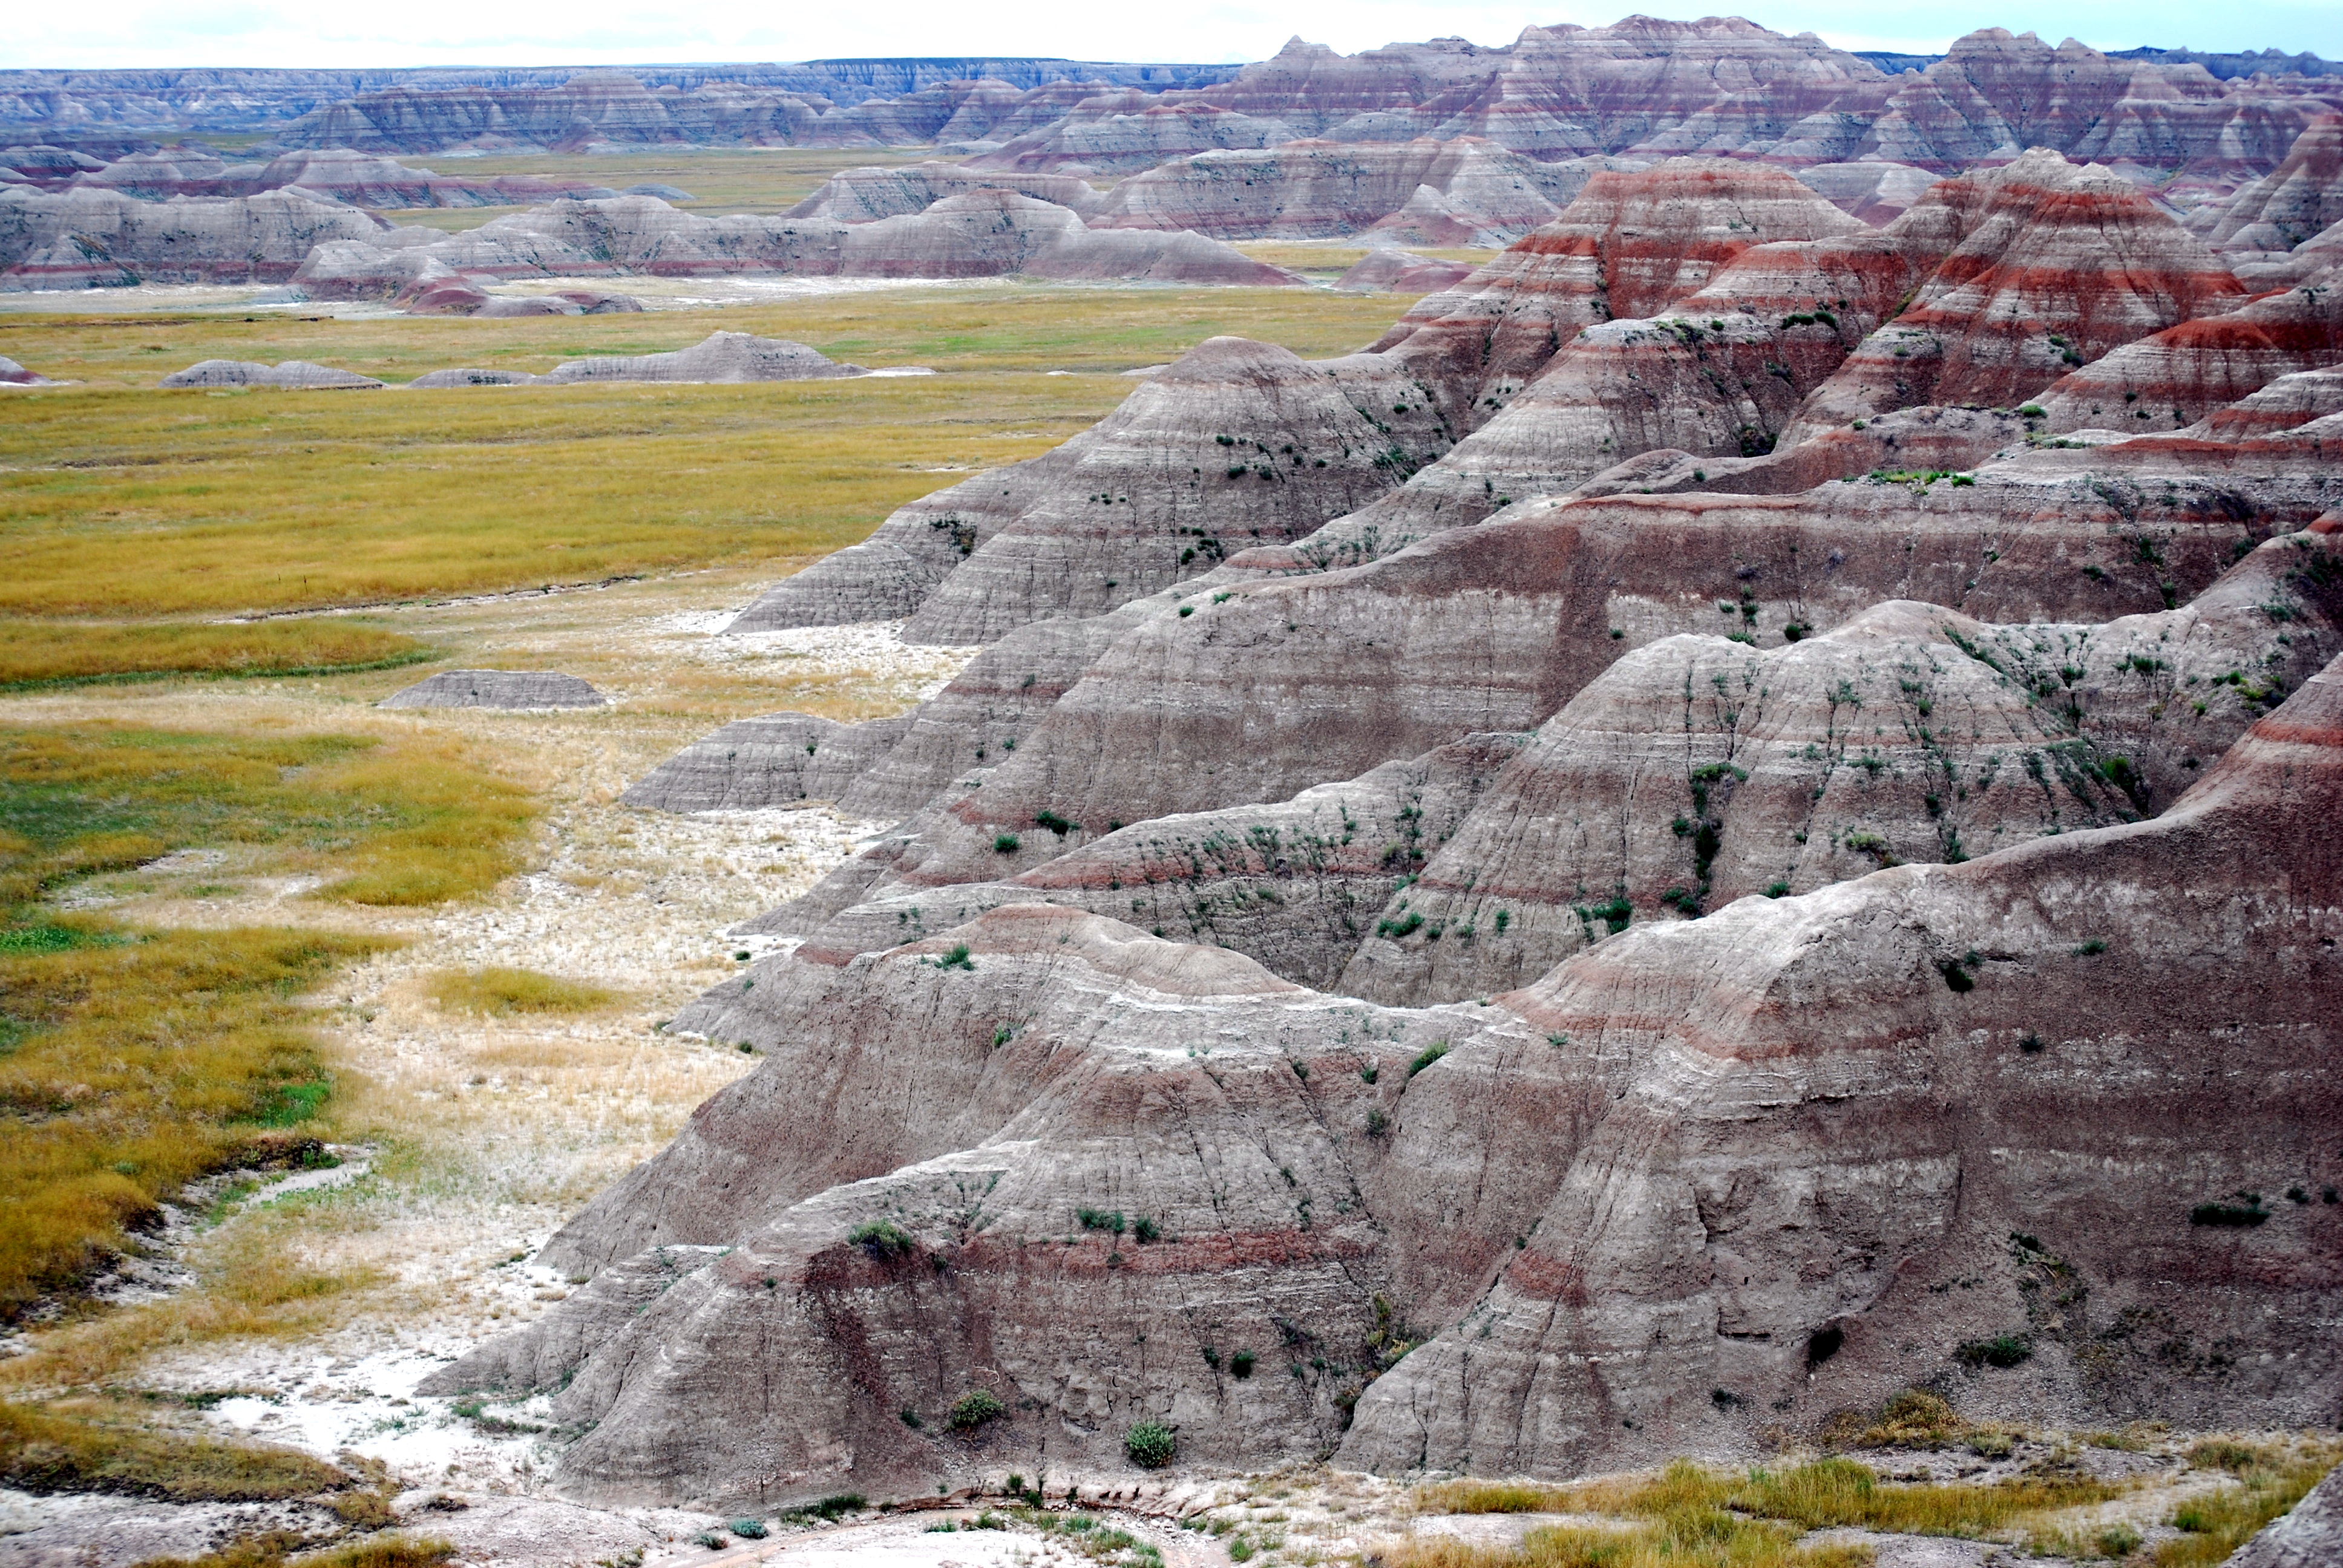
[55,144,602,206]
[0,186,390,289]
[378,670,605,708]
[542,332,862,384]
[1791,162,1941,226]
[275,71,829,154]
[1090,139,1625,243]
[2037,275,2343,433]
[725,335,1455,639]
[620,713,913,810]
[290,192,1300,299]
[1342,538,2343,1004]
[157,358,382,390]
[429,654,2343,1504]
[784,161,1110,222]
[1334,250,1475,293]
[1780,150,2247,439]
[0,355,51,385]
[2194,113,2343,253]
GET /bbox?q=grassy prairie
[0,722,537,1318]
[379,146,943,229]
[0,622,427,692]
[0,286,1408,636]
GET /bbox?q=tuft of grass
[132,1533,455,1568]
[423,966,616,1017]
[0,1398,346,1501]
[2153,1441,2341,1566]
[1416,1480,1562,1514]
[949,1390,1006,1430]
[0,621,428,692]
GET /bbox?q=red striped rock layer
[1367,158,1867,428]
[1341,658,2343,1478]
[1344,537,2343,1005]
[2039,275,2343,433]
[1089,138,1608,243]
[1783,151,2247,439]
[724,338,1453,639]
[427,662,2343,1505]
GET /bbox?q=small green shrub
[1406,1041,1449,1077]
[729,1520,768,1540]
[1955,1333,2033,1368]
[937,943,974,970]
[1124,1421,1176,1468]
[993,834,1021,854]
[1133,1216,1160,1243]
[1230,1350,1256,1379]
[949,1390,1005,1430]
[1076,1207,1126,1235]
[848,1221,915,1257]
[2191,1195,2269,1227]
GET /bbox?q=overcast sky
[7,0,2338,73]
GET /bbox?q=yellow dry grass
[0,722,539,1320]
[0,622,428,692]
[2150,1440,2342,1566]
[0,1396,347,1500]
[423,965,617,1016]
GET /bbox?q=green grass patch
[2153,1442,2341,1566]
[0,722,536,1318]
[0,1397,346,1500]
[0,621,428,691]
[423,965,616,1016]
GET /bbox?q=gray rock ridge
[1342,534,2343,1004]
[0,354,53,384]
[0,186,390,290]
[723,337,1453,641]
[1336,653,2343,1477]
[287,191,1301,302]
[785,160,1112,222]
[423,653,2342,1506]
[790,731,1532,988]
[542,332,862,385]
[2223,1462,2343,1568]
[821,463,2340,911]
[618,713,913,811]
[157,359,382,390]
[378,670,605,709]
[728,531,2342,1007]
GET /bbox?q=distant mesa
[378,670,607,710]
[398,332,865,388]
[622,183,694,201]
[0,355,53,385]
[158,359,383,390]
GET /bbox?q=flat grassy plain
[0,284,1412,676]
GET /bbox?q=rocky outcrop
[1342,537,2343,1004]
[0,354,51,385]
[378,670,605,708]
[428,650,2343,1505]
[1090,139,1625,243]
[1334,250,1475,293]
[0,186,390,289]
[274,71,828,154]
[2195,114,2343,253]
[2037,275,2343,433]
[724,335,1453,640]
[2232,218,2343,290]
[1791,162,1942,226]
[540,332,863,385]
[2225,1463,2343,1568]
[1780,150,2247,439]
[55,144,605,206]
[158,358,382,390]
[784,160,1110,222]
[406,368,538,388]
[288,192,1301,299]
[620,713,913,810]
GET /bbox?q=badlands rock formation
[0,186,389,289]
[431,650,2343,1503]
[0,355,51,385]
[34,143,602,206]
[786,161,1111,222]
[378,670,606,708]
[2192,113,2343,252]
[1089,139,1636,243]
[291,192,1299,302]
[1334,251,1475,293]
[157,359,382,390]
